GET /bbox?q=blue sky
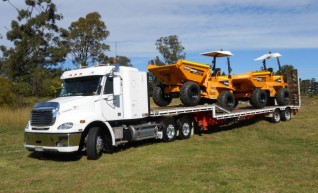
[1,0,317,80]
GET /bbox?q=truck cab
[24,65,150,159]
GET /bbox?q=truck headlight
[57,122,74,130]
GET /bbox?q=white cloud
[1,0,318,58]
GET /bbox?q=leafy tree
[1,0,67,95]
[276,64,295,82]
[154,35,186,64]
[61,12,110,68]
[106,56,132,66]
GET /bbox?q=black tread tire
[270,109,281,123]
[217,91,236,110]
[281,108,292,121]
[162,117,177,142]
[87,127,104,160]
[180,81,201,106]
[178,115,193,139]
[250,89,268,109]
[153,86,172,107]
[276,88,291,106]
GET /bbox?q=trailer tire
[153,86,172,107]
[270,109,281,123]
[162,117,177,142]
[276,88,291,106]
[217,91,236,110]
[180,81,201,106]
[250,89,268,109]
[87,127,104,160]
[178,115,192,139]
[281,108,291,121]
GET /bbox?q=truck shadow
[28,151,83,162]
[194,117,264,135]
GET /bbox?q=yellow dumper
[232,52,291,109]
[148,50,236,110]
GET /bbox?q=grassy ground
[0,96,318,193]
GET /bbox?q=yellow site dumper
[148,50,236,110]
[232,52,291,109]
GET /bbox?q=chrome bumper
[24,132,81,152]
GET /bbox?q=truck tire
[180,81,201,106]
[217,91,236,110]
[276,88,291,106]
[281,108,291,121]
[162,117,177,142]
[153,86,172,107]
[178,115,192,139]
[270,109,281,123]
[87,127,104,160]
[250,89,267,109]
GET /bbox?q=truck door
[101,76,123,121]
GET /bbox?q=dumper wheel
[217,91,236,110]
[250,89,268,109]
[153,86,172,107]
[180,81,201,106]
[276,88,291,106]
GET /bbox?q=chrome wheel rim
[167,124,176,139]
[182,123,190,136]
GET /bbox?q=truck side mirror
[113,76,121,96]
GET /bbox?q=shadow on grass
[195,117,264,135]
[28,151,83,162]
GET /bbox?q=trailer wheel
[87,127,104,160]
[162,117,177,142]
[270,109,281,123]
[217,91,236,110]
[281,108,291,121]
[180,81,201,106]
[276,88,291,106]
[250,89,268,109]
[153,86,172,107]
[178,115,192,139]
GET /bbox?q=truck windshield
[59,76,102,97]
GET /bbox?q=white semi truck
[24,65,300,160]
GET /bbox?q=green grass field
[0,96,317,193]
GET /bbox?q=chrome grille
[31,109,54,126]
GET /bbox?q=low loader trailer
[24,65,300,160]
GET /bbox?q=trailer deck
[150,104,300,119]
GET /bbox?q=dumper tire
[217,91,236,110]
[276,88,291,106]
[153,86,172,107]
[250,89,267,109]
[87,127,104,160]
[180,81,201,106]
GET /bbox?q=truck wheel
[180,81,201,106]
[162,117,177,142]
[153,86,172,107]
[178,115,192,139]
[217,91,236,110]
[250,89,267,109]
[281,108,291,121]
[276,88,291,106]
[87,127,104,160]
[270,109,281,123]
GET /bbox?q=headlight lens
[57,122,74,130]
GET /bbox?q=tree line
[0,1,316,107]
